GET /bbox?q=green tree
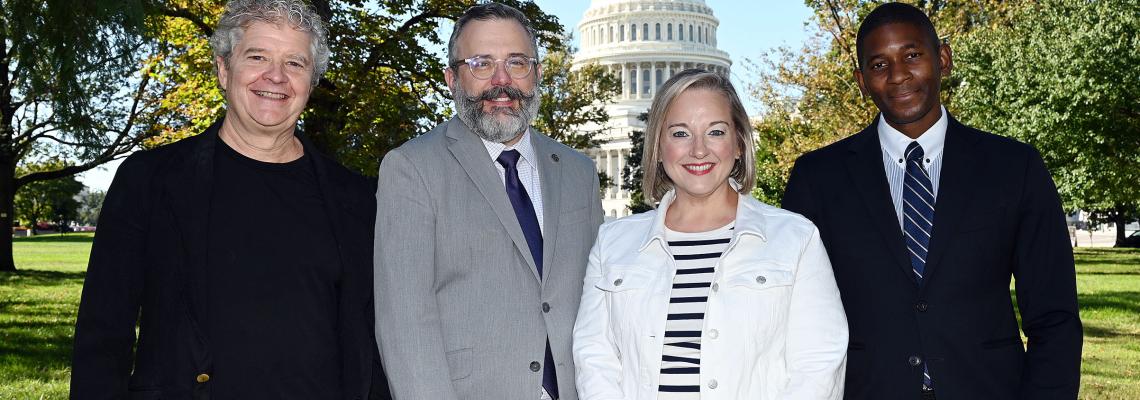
[621,113,652,214]
[14,163,85,234]
[534,41,621,151]
[953,0,1140,246]
[1,0,152,269]
[76,189,107,226]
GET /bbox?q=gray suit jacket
[374,117,603,400]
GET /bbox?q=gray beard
[452,81,540,143]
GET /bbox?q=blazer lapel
[844,121,915,283]
[920,115,982,289]
[532,132,563,287]
[444,119,542,281]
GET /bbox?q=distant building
[573,0,731,218]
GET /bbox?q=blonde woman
[573,69,848,400]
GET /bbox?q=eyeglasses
[449,55,538,80]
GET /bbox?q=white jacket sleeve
[780,227,849,399]
[572,226,627,400]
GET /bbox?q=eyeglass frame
[448,55,539,80]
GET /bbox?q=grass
[0,235,1137,398]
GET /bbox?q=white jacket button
[613,278,623,286]
[711,283,719,292]
[708,329,719,339]
[708,379,718,389]
[756,275,767,284]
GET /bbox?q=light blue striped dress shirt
[878,106,948,229]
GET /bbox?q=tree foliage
[1,0,154,269]
[14,162,85,232]
[534,42,621,151]
[76,189,107,226]
[953,0,1140,244]
[620,113,652,214]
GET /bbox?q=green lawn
[1,235,1137,398]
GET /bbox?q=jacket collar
[639,179,768,252]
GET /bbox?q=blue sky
[78,1,815,191]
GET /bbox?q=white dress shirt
[482,129,544,234]
[878,106,948,228]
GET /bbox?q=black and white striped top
[658,222,734,399]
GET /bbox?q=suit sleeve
[373,149,459,400]
[1012,149,1083,399]
[70,154,151,398]
[572,225,626,400]
[782,157,819,222]
[780,227,849,399]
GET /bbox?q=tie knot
[905,142,925,162]
[497,149,522,169]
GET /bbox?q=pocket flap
[595,266,655,292]
[725,263,794,289]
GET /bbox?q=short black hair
[447,3,538,64]
[855,2,941,69]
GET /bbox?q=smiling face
[658,88,741,203]
[855,22,951,138]
[444,18,541,145]
[217,22,314,135]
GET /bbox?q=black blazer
[783,115,1082,400]
[71,121,390,400]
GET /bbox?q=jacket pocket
[446,347,473,380]
[724,262,795,290]
[595,266,656,292]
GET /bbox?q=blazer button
[707,379,718,389]
[755,275,766,284]
[196,373,210,383]
[530,361,541,372]
[711,283,719,292]
[915,301,929,312]
[708,329,719,339]
[908,355,923,366]
[542,302,551,313]
[613,278,623,286]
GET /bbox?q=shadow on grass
[0,269,86,287]
[13,234,94,244]
[1077,291,1140,338]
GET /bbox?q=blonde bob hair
[641,69,756,204]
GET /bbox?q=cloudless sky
[78,0,814,191]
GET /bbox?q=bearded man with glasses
[373,3,604,400]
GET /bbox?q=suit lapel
[920,116,982,289]
[844,122,915,283]
[533,133,563,287]
[444,119,542,281]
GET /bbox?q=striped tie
[902,141,935,391]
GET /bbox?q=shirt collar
[481,129,537,170]
[877,105,947,163]
[639,179,768,252]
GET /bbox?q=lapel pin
[551,154,560,162]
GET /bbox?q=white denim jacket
[573,188,848,400]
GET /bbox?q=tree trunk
[1114,204,1127,247]
[0,160,15,271]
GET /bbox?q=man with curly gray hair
[70,1,391,399]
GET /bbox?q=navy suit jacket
[782,115,1082,400]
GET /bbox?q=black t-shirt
[205,139,342,399]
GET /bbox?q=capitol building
[572,0,732,218]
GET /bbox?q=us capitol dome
[571,0,732,218]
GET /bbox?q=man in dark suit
[782,3,1082,399]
